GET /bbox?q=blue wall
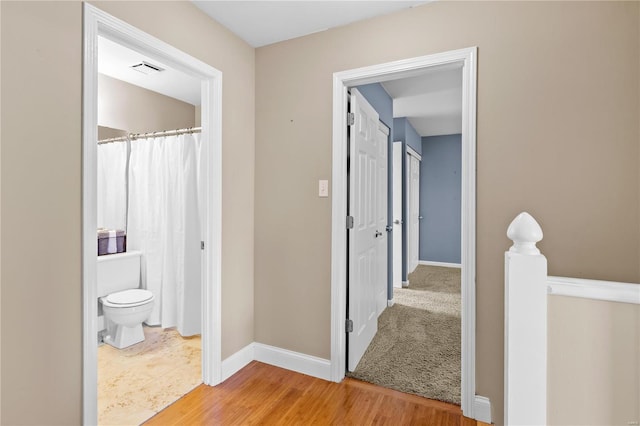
[393,118,405,142]
[420,134,462,264]
[393,118,422,156]
[355,84,394,300]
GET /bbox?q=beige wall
[97,126,127,141]
[548,296,639,425]
[98,73,195,134]
[254,2,640,425]
[0,1,255,424]
[1,3,82,424]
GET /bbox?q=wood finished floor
[145,361,484,425]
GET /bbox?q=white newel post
[504,212,547,425]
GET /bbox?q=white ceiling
[98,36,201,106]
[192,1,429,48]
[382,64,462,137]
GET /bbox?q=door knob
[385,225,392,232]
[418,216,423,220]
[374,231,383,238]
[393,219,402,225]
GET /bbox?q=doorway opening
[347,77,462,406]
[83,4,223,424]
[330,47,478,419]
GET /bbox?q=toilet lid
[106,289,153,305]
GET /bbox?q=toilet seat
[102,289,153,308]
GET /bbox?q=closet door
[407,151,421,275]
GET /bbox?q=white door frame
[330,47,478,417]
[82,5,223,424]
[392,142,403,290]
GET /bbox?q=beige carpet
[98,326,201,425]
[348,265,461,405]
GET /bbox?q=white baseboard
[221,342,255,382]
[474,395,492,423]
[387,298,395,307]
[402,280,409,288]
[418,260,462,269]
[254,342,332,381]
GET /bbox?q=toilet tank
[97,250,141,297]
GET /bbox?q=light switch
[318,179,329,197]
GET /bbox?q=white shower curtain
[127,133,202,336]
[97,141,128,230]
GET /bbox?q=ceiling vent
[130,61,164,75]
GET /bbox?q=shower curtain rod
[98,126,202,144]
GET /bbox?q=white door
[348,89,381,371]
[375,123,388,317]
[392,142,403,289]
[406,150,421,275]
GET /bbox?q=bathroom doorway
[83,5,223,425]
[96,37,203,422]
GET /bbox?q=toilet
[97,250,154,349]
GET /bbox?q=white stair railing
[504,212,547,425]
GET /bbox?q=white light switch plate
[318,179,329,197]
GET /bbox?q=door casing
[392,142,403,289]
[82,5,223,424]
[330,47,478,418]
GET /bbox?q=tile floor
[98,326,202,425]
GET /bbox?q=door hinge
[346,319,353,333]
[201,241,205,250]
[347,112,355,126]
[346,216,354,229]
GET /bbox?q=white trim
[83,5,223,424]
[406,145,422,161]
[331,47,478,418]
[474,396,492,424]
[330,63,349,384]
[387,298,395,307]
[82,8,99,423]
[254,343,332,381]
[459,46,478,419]
[378,120,390,136]
[418,260,462,269]
[221,343,255,382]
[547,276,640,305]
